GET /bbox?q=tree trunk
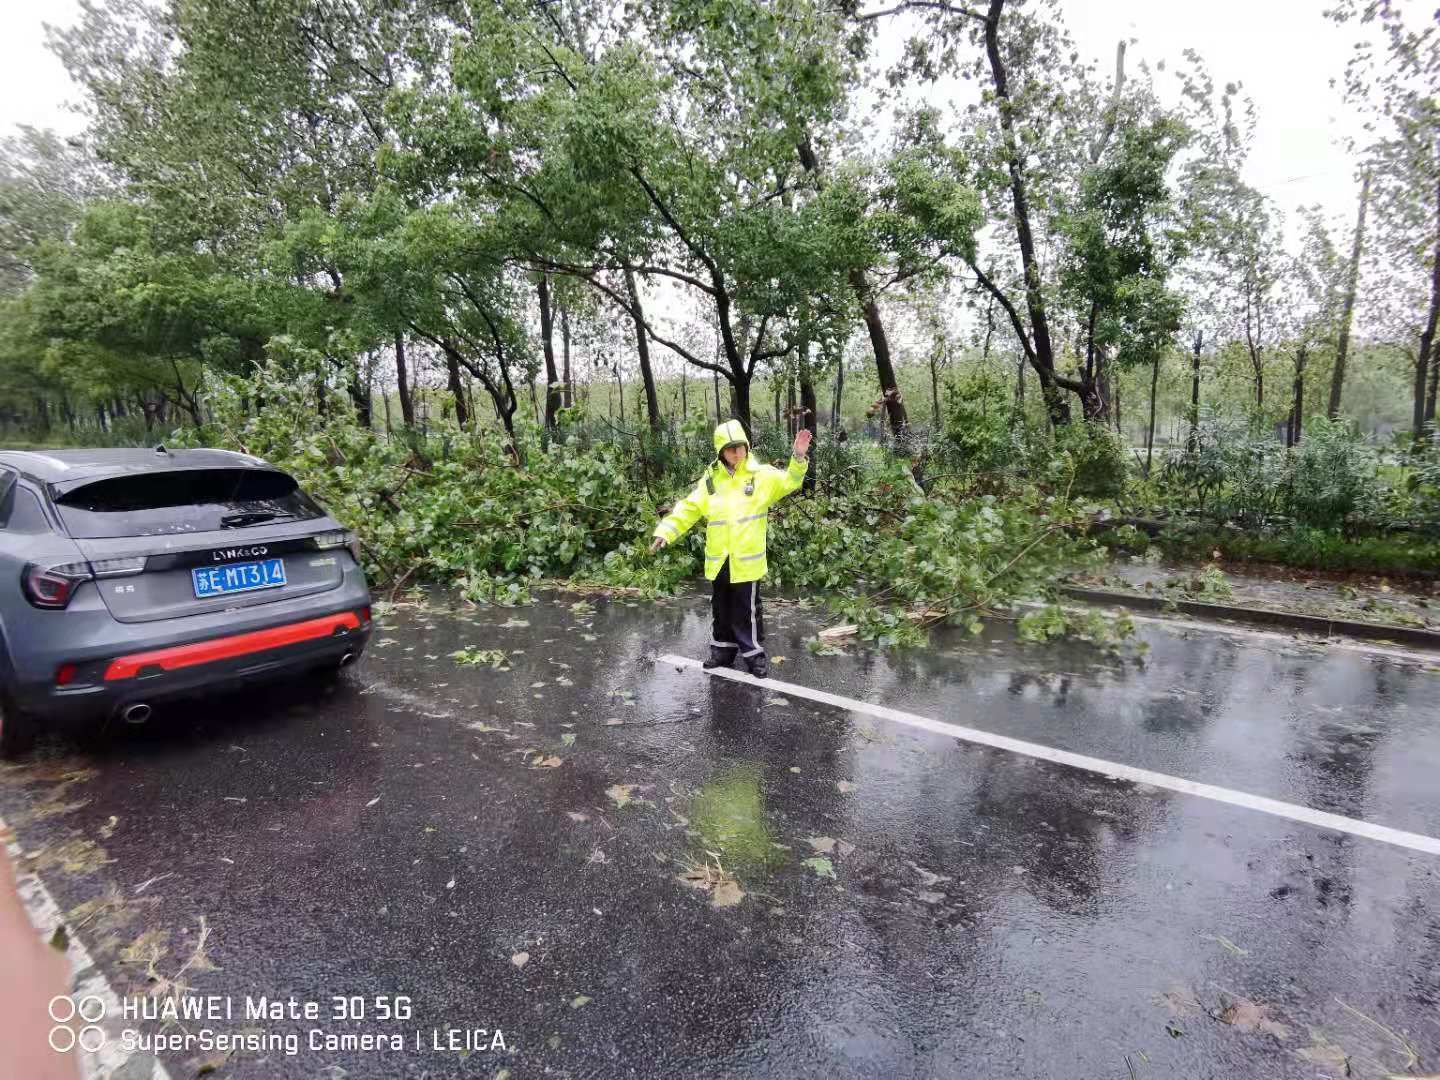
[395,333,414,427]
[1144,354,1159,476]
[680,364,688,420]
[445,346,469,427]
[621,267,661,433]
[731,378,751,433]
[1329,168,1371,419]
[1428,332,1439,426]
[1085,302,1111,423]
[383,387,393,434]
[1189,330,1203,450]
[710,286,754,433]
[1244,279,1265,411]
[1415,348,1432,442]
[833,359,845,429]
[560,305,573,409]
[538,275,561,431]
[930,347,942,429]
[799,344,817,494]
[348,365,372,429]
[786,366,797,441]
[1291,343,1308,447]
[852,275,908,438]
[1419,178,1440,435]
[773,375,782,430]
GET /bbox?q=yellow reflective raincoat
[653,420,808,584]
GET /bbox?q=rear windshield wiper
[220,512,298,528]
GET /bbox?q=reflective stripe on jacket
[653,454,807,583]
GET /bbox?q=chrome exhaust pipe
[122,703,152,725]
[338,652,357,669]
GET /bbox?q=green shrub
[939,371,1020,479]
[1286,416,1379,531]
[1097,522,1150,554]
[1149,525,1440,575]
[1040,420,1129,498]
[1161,414,1285,526]
[1403,428,1440,526]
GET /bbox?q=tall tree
[391,0,819,432]
[1328,168,1371,418]
[635,0,981,441]
[866,0,1188,426]
[1288,209,1345,445]
[1328,0,1439,436]
[1053,112,1189,423]
[52,0,459,418]
[0,127,109,296]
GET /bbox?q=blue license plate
[192,558,287,598]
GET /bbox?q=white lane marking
[2,815,173,1080]
[660,653,1440,858]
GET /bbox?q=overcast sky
[0,0,1374,234]
[1063,0,1370,233]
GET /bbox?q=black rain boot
[704,645,737,669]
[745,654,769,679]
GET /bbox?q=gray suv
[0,447,372,756]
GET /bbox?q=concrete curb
[1058,585,1440,652]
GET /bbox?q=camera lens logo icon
[48,995,106,1053]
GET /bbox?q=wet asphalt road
[3,591,1440,1080]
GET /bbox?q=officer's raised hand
[792,428,812,460]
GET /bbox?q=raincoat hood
[713,420,750,455]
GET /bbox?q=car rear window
[54,468,325,538]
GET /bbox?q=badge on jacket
[744,480,755,496]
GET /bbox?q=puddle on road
[687,765,780,873]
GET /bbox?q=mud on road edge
[1057,585,1440,653]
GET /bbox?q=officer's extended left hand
[792,429,812,459]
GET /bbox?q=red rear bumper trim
[103,611,364,681]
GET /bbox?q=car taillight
[22,562,93,609]
[359,606,371,625]
[55,663,78,686]
[314,529,362,564]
